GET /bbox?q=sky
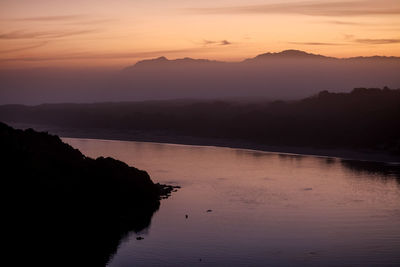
[1,0,400,69]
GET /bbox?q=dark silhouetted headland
[1,122,175,266]
[1,87,399,161]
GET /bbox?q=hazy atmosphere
[1,0,400,69]
[2,1,400,266]
[1,0,400,104]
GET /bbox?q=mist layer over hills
[1,87,399,156]
[1,50,399,104]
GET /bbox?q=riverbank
[8,122,400,164]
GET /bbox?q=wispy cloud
[288,35,400,46]
[323,20,362,25]
[355,38,400,44]
[288,41,345,46]
[10,15,117,26]
[4,14,116,27]
[343,34,400,44]
[0,29,99,39]
[0,42,48,54]
[186,0,400,17]
[203,40,217,45]
[63,18,117,26]
[220,40,231,45]
[12,15,86,22]
[202,39,232,46]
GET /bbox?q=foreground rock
[0,122,173,266]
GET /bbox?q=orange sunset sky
[1,0,399,69]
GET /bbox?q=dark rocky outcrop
[0,122,172,266]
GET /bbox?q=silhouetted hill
[127,49,399,68]
[244,49,331,62]
[1,122,174,266]
[127,56,224,70]
[1,87,399,155]
[118,50,400,101]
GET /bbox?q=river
[64,138,400,267]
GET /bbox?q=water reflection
[241,148,400,185]
[342,159,400,182]
[63,138,400,267]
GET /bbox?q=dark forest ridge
[1,50,399,105]
[2,87,399,157]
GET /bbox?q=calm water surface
[64,138,400,267]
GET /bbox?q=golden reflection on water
[64,138,400,267]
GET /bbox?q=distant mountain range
[126,49,400,70]
[1,50,399,104]
[118,49,400,101]
[126,50,399,69]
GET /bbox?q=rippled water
[64,138,400,267]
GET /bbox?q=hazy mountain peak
[126,56,223,70]
[280,49,319,56]
[122,56,169,70]
[346,55,400,61]
[136,56,168,64]
[124,50,400,71]
[156,56,168,60]
[251,49,328,60]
